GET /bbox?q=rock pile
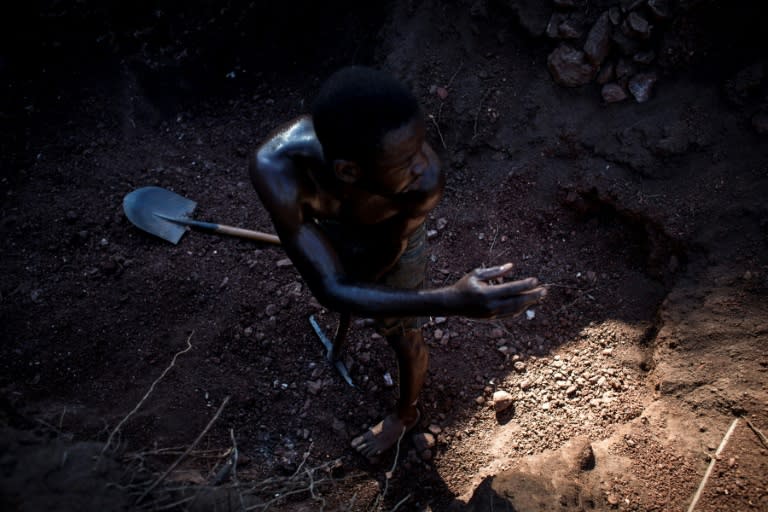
[544,0,670,103]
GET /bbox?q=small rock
[513,361,527,373]
[434,316,447,324]
[596,63,615,84]
[558,20,583,39]
[492,390,514,412]
[264,304,278,316]
[436,218,448,230]
[566,385,578,396]
[508,0,552,37]
[332,418,346,434]
[30,289,42,303]
[607,493,619,506]
[608,6,622,25]
[546,12,567,39]
[427,229,438,239]
[547,44,597,87]
[525,309,536,320]
[413,432,436,452]
[383,372,394,387]
[276,258,293,267]
[584,12,612,66]
[602,83,628,103]
[436,86,449,100]
[490,327,504,339]
[428,424,442,435]
[628,72,657,102]
[520,379,532,390]
[475,396,486,405]
[620,0,645,12]
[307,379,323,395]
[626,12,651,39]
[633,50,655,64]
[433,328,444,340]
[647,0,670,19]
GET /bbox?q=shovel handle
[214,224,281,244]
[157,214,281,244]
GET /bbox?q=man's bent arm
[285,221,543,320]
[250,148,544,321]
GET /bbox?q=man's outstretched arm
[250,151,546,321]
[283,220,545,319]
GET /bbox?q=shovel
[123,186,280,245]
[124,186,356,387]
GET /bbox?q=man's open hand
[453,263,546,319]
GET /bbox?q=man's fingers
[495,287,547,318]
[473,263,514,281]
[487,277,541,296]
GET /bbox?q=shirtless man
[250,66,546,459]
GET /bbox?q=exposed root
[99,331,195,465]
[136,395,230,504]
[747,420,768,450]
[686,418,740,512]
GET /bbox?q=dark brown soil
[2,1,767,511]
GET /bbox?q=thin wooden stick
[686,418,739,512]
[99,332,194,460]
[746,420,768,449]
[136,395,231,504]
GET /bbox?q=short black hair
[312,66,421,164]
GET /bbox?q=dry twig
[100,331,194,462]
[747,420,768,449]
[136,395,231,504]
[427,61,464,151]
[686,418,739,512]
[428,114,447,150]
[369,427,408,511]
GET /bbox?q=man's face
[358,117,443,204]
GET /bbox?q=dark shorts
[316,220,428,336]
[375,222,428,336]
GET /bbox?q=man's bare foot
[351,411,420,459]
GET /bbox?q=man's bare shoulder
[249,116,330,225]
[254,115,324,172]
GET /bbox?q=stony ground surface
[1,1,767,511]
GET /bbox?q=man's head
[312,66,421,166]
[312,66,440,200]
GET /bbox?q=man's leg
[352,223,428,458]
[351,327,428,458]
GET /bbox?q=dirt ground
[1,1,767,511]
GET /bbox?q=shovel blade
[123,187,197,244]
